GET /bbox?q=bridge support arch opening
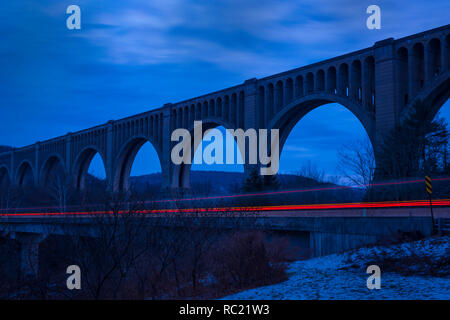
[72,148,107,192]
[113,137,162,193]
[273,96,376,186]
[40,155,66,189]
[16,161,35,188]
[172,122,245,193]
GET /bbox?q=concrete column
[258,86,265,129]
[243,78,258,130]
[106,120,114,191]
[361,59,368,108]
[266,84,273,121]
[65,133,72,177]
[13,233,46,279]
[424,41,432,84]
[408,50,416,99]
[284,79,291,105]
[10,150,15,185]
[34,143,40,186]
[442,36,449,71]
[373,39,398,152]
[280,81,286,109]
[349,62,356,101]
[242,79,258,179]
[315,73,320,92]
[161,104,173,189]
[237,91,245,129]
[303,77,309,95]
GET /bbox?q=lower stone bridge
[0,208,438,278]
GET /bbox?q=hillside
[129,170,335,195]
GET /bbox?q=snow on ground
[223,236,450,300]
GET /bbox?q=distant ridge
[129,170,335,194]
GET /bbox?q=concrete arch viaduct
[0,25,449,193]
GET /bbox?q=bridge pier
[309,231,378,257]
[12,232,47,279]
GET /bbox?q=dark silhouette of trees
[263,174,280,191]
[243,168,280,193]
[243,169,264,192]
[375,100,449,200]
[378,100,449,181]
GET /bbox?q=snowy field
[224,236,450,300]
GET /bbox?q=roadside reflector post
[425,176,435,234]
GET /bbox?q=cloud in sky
[73,0,450,73]
[0,0,449,175]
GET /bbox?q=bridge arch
[401,70,450,122]
[113,136,163,192]
[72,146,107,191]
[172,118,245,189]
[16,160,35,188]
[269,93,376,162]
[40,154,66,188]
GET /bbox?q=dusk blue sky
[1,0,449,179]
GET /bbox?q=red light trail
[1,199,450,217]
[1,176,449,214]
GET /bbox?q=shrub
[212,231,289,291]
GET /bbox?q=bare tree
[297,161,326,184]
[68,195,150,299]
[47,173,72,213]
[337,138,376,189]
